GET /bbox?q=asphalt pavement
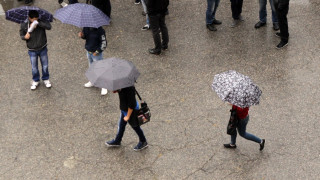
[0,0,319,179]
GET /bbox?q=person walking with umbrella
[79,27,108,95]
[105,86,148,151]
[19,10,52,90]
[212,70,265,150]
[85,57,148,151]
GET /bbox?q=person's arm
[124,108,133,121]
[95,28,107,54]
[37,20,51,30]
[20,23,29,40]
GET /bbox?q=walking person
[274,0,290,49]
[20,10,52,90]
[206,0,222,31]
[254,0,279,30]
[224,104,265,150]
[78,27,108,95]
[106,86,148,151]
[230,0,244,28]
[146,0,169,55]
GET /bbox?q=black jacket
[118,86,137,111]
[81,27,107,53]
[91,0,111,17]
[146,0,169,16]
[20,20,51,51]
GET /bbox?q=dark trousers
[115,112,146,143]
[230,0,243,19]
[274,2,289,42]
[68,0,78,4]
[149,13,169,51]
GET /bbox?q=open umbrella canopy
[212,70,262,108]
[54,3,110,28]
[85,58,140,91]
[5,6,53,24]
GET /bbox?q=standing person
[274,0,290,49]
[91,0,112,18]
[230,0,244,28]
[146,0,169,55]
[224,104,265,150]
[20,10,52,90]
[78,27,108,95]
[254,0,279,30]
[141,0,150,30]
[106,86,148,151]
[206,0,222,31]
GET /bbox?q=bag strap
[135,89,142,101]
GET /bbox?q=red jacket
[232,105,249,120]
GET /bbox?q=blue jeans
[231,116,262,145]
[28,47,49,82]
[114,111,146,143]
[141,0,150,25]
[86,51,103,66]
[206,0,220,24]
[259,0,278,23]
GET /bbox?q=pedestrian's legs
[237,0,243,18]
[149,14,162,51]
[114,113,127,143]
[212,0,220,20]
[237,116,262,143]
[132,126,147,142]
[206,0,215,24]
[269,0,278,23]
[87,51,93,66]
[259,0,267,23]
[159,14,169,47]
[230,0,237,19]
[276,5,289,42]
[28,50,40,82]
[141,0,149,25]
[106,0,111,18]
[39,47,49,81]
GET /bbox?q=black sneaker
[149,48,161,55]
[162,45,168,50]
[276,41,288,49]
[134,142,148,151]
[275,32,281,38]
[223,144,237,149]
[254,21,266,29]
[134,0,140,4]
[212,19,222,25]
[260,139,265,151]
[206,24,217,31]
[105,139,121,147]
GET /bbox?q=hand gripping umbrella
[85,57,140,91]
[212,70,262,108]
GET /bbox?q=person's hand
[78,32,83,38]
[25,33,30,40]
[124,116,130,121]
[93,52,98,56]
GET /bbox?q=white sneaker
[30,81,39,90]
[44,80,52,88]
[141,24,150,30]
[101,88,108,95]
[84,81,94,88]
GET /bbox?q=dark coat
[81,27,107,53]
[20,20,51,51]
[146,0,169,16]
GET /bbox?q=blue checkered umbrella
[5,6,53,24]
[54,3,110,28]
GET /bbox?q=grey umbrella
[211,70,262,108]
[85,58,140,91]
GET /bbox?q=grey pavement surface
[0,0,320,179]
